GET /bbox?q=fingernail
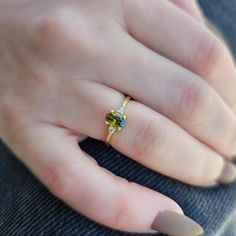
[151,211,204,236]
[217,162,236,184]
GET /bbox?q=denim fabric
[0,1,236,236]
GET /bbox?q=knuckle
[32,5,79,53]
[0,98,25,132]
[31,5,100,63]
[190,32,225,77]
[35,6,72,39]
[131,117,157,160]
[34,16,66,48]
[110,198,128,229]
[108,183,133,229]
[176,79,213,125]
[130,115,173,163]
[48,163,71,199]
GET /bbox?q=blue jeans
[0,1,236,235]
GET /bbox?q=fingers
[95,31,236,160]
[57,81,236,186]
[169,0,205,23]
[11,123,194,234]
[123,0,236,110]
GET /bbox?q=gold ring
[105,96,131,146]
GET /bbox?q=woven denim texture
[0,1,236,236]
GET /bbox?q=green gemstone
[106,111,126,128]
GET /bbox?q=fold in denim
[0,1,236,235]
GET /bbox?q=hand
[0,0,236,235]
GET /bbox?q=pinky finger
[10,123,203,236]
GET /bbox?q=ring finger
[96,31,236,160]
[57,80,236,186]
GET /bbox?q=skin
[0,0,235,233]
[170,0,205,22]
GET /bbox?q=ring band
[105,96,132,146]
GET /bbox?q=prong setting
[105,96,131,145]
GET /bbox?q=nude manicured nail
[151,211,204,236]
[217,162,236,184]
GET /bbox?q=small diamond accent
[108,127,116,134]
[117,107,125,113]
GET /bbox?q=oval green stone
[106,111,125,128]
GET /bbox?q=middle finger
[123,0,236,110]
